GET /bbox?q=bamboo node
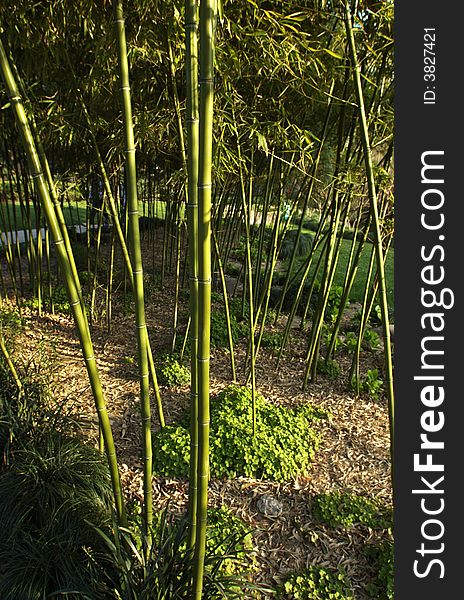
[31,171,44,180]
[84,355,95,362]
[198,183,212,189]
[8,95,22,104]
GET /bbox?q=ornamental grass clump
[0,355,116,599]
[153,385,326,481]
[0,432,115,599]
[0,349,76,464]
[99,506,262,599]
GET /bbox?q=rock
[373,324,395,342]
[256,494,283,517]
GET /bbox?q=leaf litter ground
[5,272,392,599]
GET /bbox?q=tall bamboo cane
[113,0,153,536]
[185,0,200,552]
[193,0,214,595]
[0,332,21,390]
[344,0,394,456]
[69,78,164,427]
[0,34,126,525]
[11,56,90,333]
[167,35,188,354]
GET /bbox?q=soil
[2,240,392,599]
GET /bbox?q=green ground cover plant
[153,385,327,481]
[313,491,392,530]
[158,354,191,387]
[364,541,394,600]
[278,565,355,599]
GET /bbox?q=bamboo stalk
[0,333,22,390]
[193,0,214,595]
[0,34,126,525]
[233,111,257,434]
[274,82,334,322]
[212,229,236,380]
[68,60,165,428]
[344,0,394,455]
[185,0,200,552]
[113,0,153,537]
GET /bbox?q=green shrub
[260,330,283,351]
[210,310,245,348]
[207,506,254,575]
[102,507,263,599]
[317,358,341,380]
[52,284,71,311]
[279,566,355,599]
[365,541,394,600]
[125,502,254,577]
[0,355,114,598]
[361,369,384,399]
[279,230,314,260]
[79,270,94,286]
[369,303,382,325]
[225,262,241,277]
[229,297,250,322]
[153,385,326,481]
[344,331,358,353]
[158,354,190,387]
[364,328,380,350]
[325,285,343,324]
[302,216,321,232]
[313,491,392,530]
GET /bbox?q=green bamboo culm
[67,66,165,429]
[0,334,21,390]
[343,0,394,462]
[10,55,88,325]
[185,0,200,552]
[0,34,126,525]
[112,0,153,536]
[193,0,215,596]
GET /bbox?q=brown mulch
[4,269,392,599]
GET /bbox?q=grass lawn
[0,199,166,231]
[289,233,394,310]
[1,199,393,312]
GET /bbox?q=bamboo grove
[0,0,393,596]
